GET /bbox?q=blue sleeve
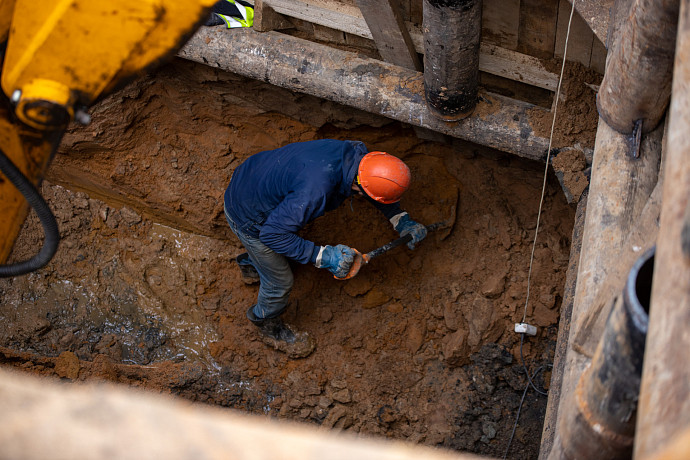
[259,190,326,264]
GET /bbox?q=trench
[0,58,576,459]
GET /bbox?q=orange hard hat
[357,151,411,204]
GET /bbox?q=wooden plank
[547,111,663,460]
[253,0,294,32]
[409,0,422,26]
[479,43,558,91]
[482,0,520,50]
[312,23,346,43]
[355,0,421,70]
[263,0,559,90]
[572,180,661,359]
[0,367,484,460]
[555,0,594,66]
[265,0,371,36]
[572,0,614,45]
[517,0,559,59]
[635,6,690,453]
[398,0,412,23]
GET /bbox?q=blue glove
[315,244,356,278]
[393,213,427,250]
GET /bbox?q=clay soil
[0,59,577,459]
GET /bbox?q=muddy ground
[0,58,583,458]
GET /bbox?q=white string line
[522,0,577,324]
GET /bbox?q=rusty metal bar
[634,0,690,456]
[596,0,679,134]
[421,0,482,120]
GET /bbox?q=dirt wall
[0,58,577,459]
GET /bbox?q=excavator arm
[0,0,217,272]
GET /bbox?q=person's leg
[224,204,314,358]
[224,211,293,319]
[242,240,293,320]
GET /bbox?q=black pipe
[422,0,482,120]
[554,247,653,459]
[0,147,59,277]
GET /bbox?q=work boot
[247,307,316,359]
[236,253,260,285]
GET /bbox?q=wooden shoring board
[482,0,520,50]
[555,0,594,68]
[263,0,559,91]
[517,0,559,59]
[355,0,421,70]
[571,0,613,45]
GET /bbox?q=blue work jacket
[224,139,400,264]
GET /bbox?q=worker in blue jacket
[224,139,427,358]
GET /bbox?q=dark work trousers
[224,203,293,320]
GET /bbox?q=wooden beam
[635,0,690,455]
[572,180,662,358]
[545,113,663,460]
[264,0,371,36]
[0,368,481,460]
[596,0,679,134]
[262,0,560,90]
[354,0,421,70]
[179,27,564,161]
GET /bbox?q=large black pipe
[422,0,482,120]
[552,247,653,459]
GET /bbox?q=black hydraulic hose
[0,146,59,277]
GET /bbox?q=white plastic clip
[514,323,537,336]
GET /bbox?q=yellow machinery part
[0,0,216,265]
[2,0,217,129]
[0,105,60,262]
[0,0,15,45]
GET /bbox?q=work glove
[392,212,427,250]
[314,244,356,278]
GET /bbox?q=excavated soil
[0,58,578,459]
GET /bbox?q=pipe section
[551,248,653,460]
[422,0,481,120]
[596,0,679,134]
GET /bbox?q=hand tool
[336,221,447,280]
